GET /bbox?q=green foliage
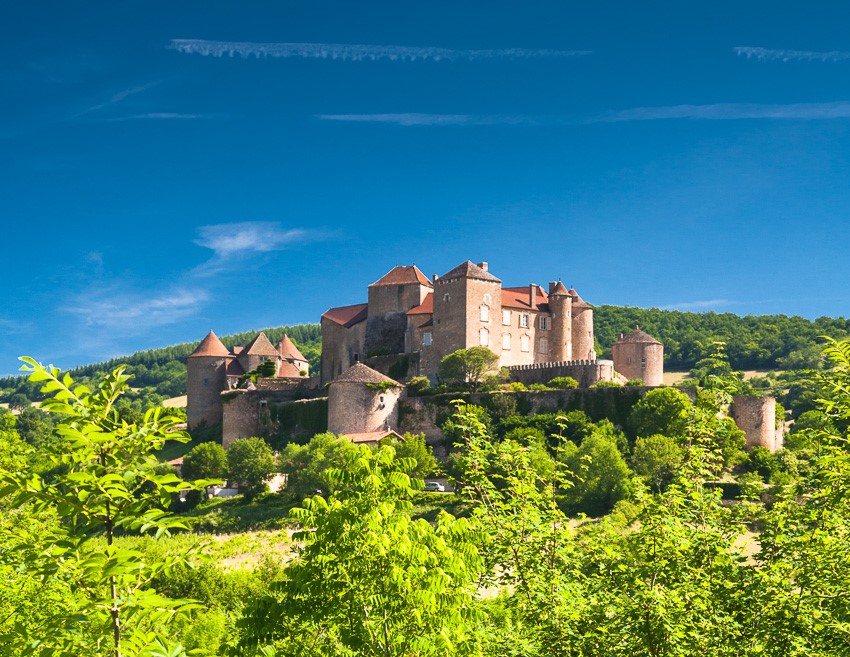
[438,347,499,391]
[278,432,361,498]
[406,376,431,395]
[365,380,398,393]
[628,387,693,439]
[238,445,482,656]
[527,383,550,391]
[0,358,208,657]
[546,376,578,389]
[227,438,276,501]
[562,432,632,515]
[384,432,437,479]
[510,381,528,392]
[631,434,683,492]
[181,442,228,482]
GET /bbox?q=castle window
[422,332,432,346]
[641,356,646,369]
[443,293,450,303]
[539,337,549,354]
[479,328,490,347]
[502,309,511,325]
[502,333,511,350]
[520,314,529,328]
[480,304,489,322]
[539,316,551,330]
[521,335,530,352]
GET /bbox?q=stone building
[612,328,664,386]
[321,260,600,384]
[327,362,404,435]
[186,330,311,430]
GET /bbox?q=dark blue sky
[3,1,850,373]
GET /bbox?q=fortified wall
[507,359,617,388]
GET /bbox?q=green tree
[181,442,227,482]
[562,432,632,516]
[238,445,482,656]
[0,358,205,657]
[631,434,683,492]
[628,387,693,439]
[279,432,360,498]
[384,432,437,479]
[438,347,499,391]
[227,437,276,501]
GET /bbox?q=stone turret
[237,331,279,374]
[365,265,433,357]
[612,327,664,386]
[546,280,573,362]
[327,363,404,435]
[569,288,595,361]
[186,331,231,429]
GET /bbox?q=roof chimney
[477,262,488,272]
[529,283,537,308]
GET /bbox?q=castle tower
[237,331,280,374]
[327,363,404,435]
[569,288,596,361]
[430,261,502,377]
[277,334,309,377]
[546,281,573,362]
[186,331,231,429]
[611,327,664,386]
[365,265,433,357]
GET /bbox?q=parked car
[424,481,445,492]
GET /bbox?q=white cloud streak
[79,81,161,115]
[169,39,589,62]
[194,221,311,257]
[104,112,218,122]
[318,102,850,126]
[660,299,731,311]
[734,46,850,62]
[66,288,208,331]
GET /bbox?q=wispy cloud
[78,81,161,116]
[66,287,208,331]
[104,112,219,122]
[734,46,850,63]
[661,299,731,311]
[195,221,312,257]
[169,39,589,62]
[318,102,850,126]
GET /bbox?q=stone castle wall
[320,318,367,384]
[730,395,782,451]
[187,356,228,430]
[571,306,595,360]
[612,342,664,386]
[508,359,615,387]
[327,382,402,434]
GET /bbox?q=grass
[178,493,299,534]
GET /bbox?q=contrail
[169,39,590,62]
[734,46,850,62]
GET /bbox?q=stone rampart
[508,359,615,387]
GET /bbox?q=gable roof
[406,292,434,315]
[189,331,232,358]
[370,265,432,287]
[439,260,501,283]
[278,360,306,377]
[501,286,550,312]
[615,328,662,345]
[322,303,368,328]
[342,429,403,444]
[330,362,401,386]
[568,287,591,308]
[278,334,306,361]
[242,331,280,356]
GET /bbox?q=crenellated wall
[508,359,615,387]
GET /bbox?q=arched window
[443,293,450,303]
[480,304,489,322]
[479,328,490,347]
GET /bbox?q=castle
[321,260,660,385]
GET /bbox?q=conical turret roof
[189,331,231,357]
[279,334,306,361]
[330,362,401,386]
[550,281,570,296]
[242,331,280,356]
[568,287,591,308]
[615,327,662,345]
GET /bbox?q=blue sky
[3,0,850,374]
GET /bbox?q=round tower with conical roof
[569,288,596,361]
[546,280,573,362]
[327,363,403,435]
[187,330,233,429]
[612,327,664,386]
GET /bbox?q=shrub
[547,377,578,390]
[510,382,527,392]
[591,380,622,388]
[625,379,644,386]
[406,376,431,396]
[227,437,276,501]
[528,383,551,391]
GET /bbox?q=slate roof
[370,265,432,287]
[615,328,662,345]
[406,292,434,315]
[438,260,501,283]
[242,331,280,356]
[501,286,550,312]
[188,331,231,357]
[278,334,306,361]
[330,362,401,386]
[322,303,369,328]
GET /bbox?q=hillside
[2,307,848,406]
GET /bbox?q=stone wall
[186,356,228,429]
[327,381,402,435]
[221,391,260,449]
[222,389,329,448]
[508,359,615,387]
[320,317,367,384]
[612,342,664,386]
[730,395,782,451]
[364,352,419,382]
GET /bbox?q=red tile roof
[406,292,434,315]
[189,331,232,357]
[277,360,306,377]
[342,429,403,444]
[568,288,591,308]
[322,303,368,328]
[278,334,306,361]
[439,260,501,283]
[370,265,433,287]
[242,331,280,356]
[550,281,570,296]
[501,286,550,312]
[615,328,662,344]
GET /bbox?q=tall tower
[546,281,573,362]
[430,261,502,377]
[611,327,664,386]
[569,288,596,360]
[186,331,231,429]
[365,265,433,357]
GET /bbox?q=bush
[528,383,551,391]
[625,379,644,386]
[592,380,622,388]
[562,433,632,516]
[547,377,578,390]
[227,437,276,501]
[182,442,228,482]
[628,387,692,439]
[406,376,431,396]
[510,382,527,392]
[631,434,683,492]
